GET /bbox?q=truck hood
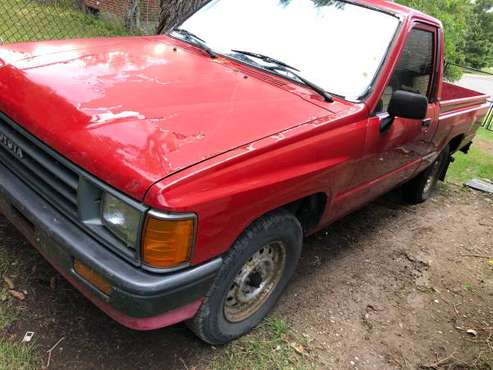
[0,36,335,200]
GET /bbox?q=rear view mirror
[381,90,428,132]
[388,90,428,120]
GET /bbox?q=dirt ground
[282,185,493,369]
[476,139,493,155]
[1,183,492,369]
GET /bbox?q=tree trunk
[125,0,141,31]
[75,0,87,11]
[156,0,210,34]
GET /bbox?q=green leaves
[396,0,493,80]
[464,0,493,69]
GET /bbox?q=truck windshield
[178,0,400,101]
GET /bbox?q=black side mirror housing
[381,90,428,132]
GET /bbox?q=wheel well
[282,193,327,233]
[449,134,465,154]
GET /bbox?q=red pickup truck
[0,0,490,344]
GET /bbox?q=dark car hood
[0,36,336,200]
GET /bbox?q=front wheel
[187,210,303,345]
[403,145,450,204]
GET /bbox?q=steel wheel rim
[424,158,442,194]
[223,241,287,323]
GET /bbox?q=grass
[476,126,493,142]
[447,147,493,183]
[210,318,316,370]
[0,339,38,370]
[447,127,493,184]
[0,0,132,44]
[0,290,17,331]
[0,241,40,370]
[0,246,16,329]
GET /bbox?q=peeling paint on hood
[0,36,343,200]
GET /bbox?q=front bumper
[0,162,222,330]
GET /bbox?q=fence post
[483,100,493,131]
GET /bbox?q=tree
[464,0,493,69]
[397,0,493,78]
[125,0,141,32]
[396,0,472,80]
[156,0,341,33]
[156,0,209,34]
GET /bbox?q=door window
[377,28,435,112]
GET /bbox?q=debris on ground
[3,275,15,290]
[8,289,25,301]
[45,337,64,368]
[465,178,493,193]
[22,332,35,343]
[50,277,57,290]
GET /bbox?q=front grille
[0,112,150,267]
[0,113,79,219]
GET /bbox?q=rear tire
[187,210,303,345]
[403,145,450,204]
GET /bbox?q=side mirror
[381,90,428,132]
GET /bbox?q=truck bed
[440,82,490,113]
[436,82,491,152]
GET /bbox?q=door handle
[422,118,432,127]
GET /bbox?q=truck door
[352,24,439,198]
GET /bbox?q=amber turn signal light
[74,260,112,295]
[142,213,195,269]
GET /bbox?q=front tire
[403,145,450,204]
[187,210,303,345]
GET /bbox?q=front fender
[145,112,367,265]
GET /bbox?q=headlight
[102,192,141,248]
[142,211,196,269]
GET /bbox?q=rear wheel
[403,145,450,204]
[187,210,303,345]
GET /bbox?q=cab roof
[356,0,442,27]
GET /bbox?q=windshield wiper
[268,65,334,103]
[172,28,217,58]
[231,50,300,71]
[231,50,333,103]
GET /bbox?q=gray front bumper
[0,162,221,318]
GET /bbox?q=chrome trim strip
[439,103,490,120]
[147,209,198,221]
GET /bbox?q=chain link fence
[0,0,160,44]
